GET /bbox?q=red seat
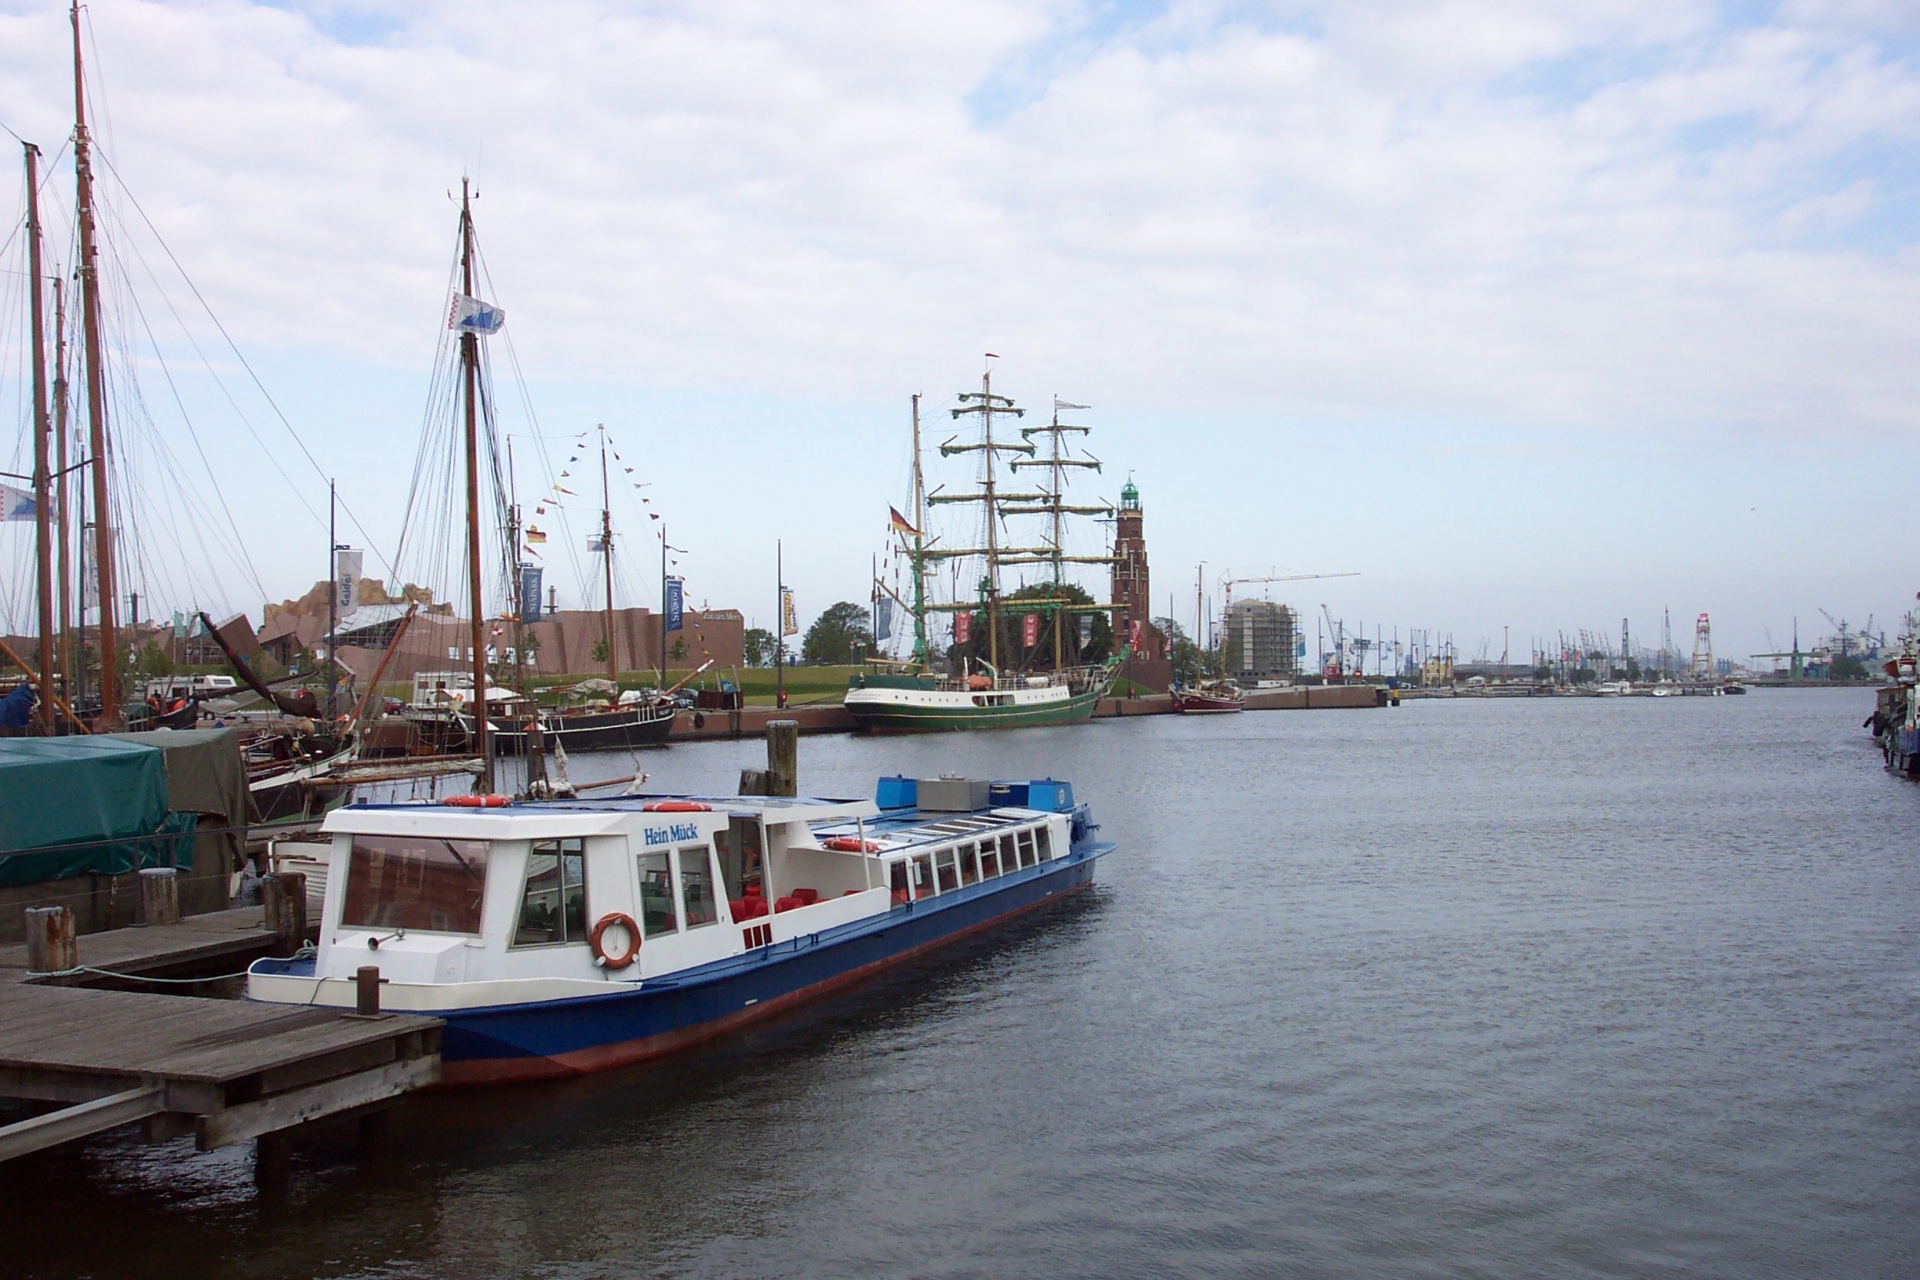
[793,887,819,905]
[775,896,798,913]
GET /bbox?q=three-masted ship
[844,370,1126,733]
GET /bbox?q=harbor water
[6,688,1916,1278]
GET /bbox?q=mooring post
[767,719,798,797]
[355,965,382,1016]
[263,872,307,957]
[138,866,179,927]
[23,905,76,974]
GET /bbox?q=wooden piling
[23,906,76,974]
[355,966,382,1016]
[138,867,179,928]
[766,719,798,797]
[262,872,307,958]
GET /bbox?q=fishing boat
[845,375,1124,734]
[1172,678,1246,714]
[247,773,1113,1083]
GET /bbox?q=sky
[0,0,1916,666]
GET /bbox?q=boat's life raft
[442,794,511,808]
[590,913,641,969]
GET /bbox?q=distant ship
[845,375,1123,734]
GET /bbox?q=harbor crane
[1219,570,1359,614]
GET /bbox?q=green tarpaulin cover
[0,736,196,888]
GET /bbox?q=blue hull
[375,841,1106,1084]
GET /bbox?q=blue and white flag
[875,596,893,641]
[520,564,544,622]
[448,293,506,336]
[664,577,684,632]
[587,536,606,554]
[0,483,36,522]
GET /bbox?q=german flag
[888,506,918,537]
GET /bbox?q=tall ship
[844,370,1126,733]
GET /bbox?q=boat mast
[506,434,526,694]
[53,274,72,708]
[25,141,54,733]
[72,0,120,730]
[910,393,927,665]
[599,424,617,692]
[326,478,338,716]
[457,178,491,785]
[981,369,997,668]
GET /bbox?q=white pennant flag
[449,293,506,335]
[1054,397,1090,411]
[0,483,35,522]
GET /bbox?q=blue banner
[521,564,544,622]
[875,597,893,641]
[665,577,684,632]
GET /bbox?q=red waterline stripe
[437,876,1091,1087]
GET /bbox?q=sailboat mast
[25,142,54,733]
[910,393,927,664]
[506,434,525,694]
[981,368,999,670]
[600,425,617,690]
[72,0,120,730]
[53,275,72,705]
[457,178,491,783]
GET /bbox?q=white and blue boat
[248,777,1112,1084]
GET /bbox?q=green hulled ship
[846,368,1124,734]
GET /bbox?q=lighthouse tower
[1109,479,1164,663]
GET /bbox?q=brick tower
[1109,478,1163,661]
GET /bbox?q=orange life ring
[590,912,641,969]
[441,794,511,808]
[642,801,711,813]
[822,836,881,853]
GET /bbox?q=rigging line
[93,217,263,600]
[103,254,266,600]
[91,151,395,577]
[93,191,332,546]
[391,248,464,580]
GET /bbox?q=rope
[26,941,313,983]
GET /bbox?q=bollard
[738,768,770,796]
[263,872,308,957]
[766,720,798,798]
[24,906,77,974]
[138,866,180,927]
[355,965,382,1016]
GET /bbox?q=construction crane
[1320,603,1346,680]
[1219,571,1359,615]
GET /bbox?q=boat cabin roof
[323,792,1062,861]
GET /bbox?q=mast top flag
[450,294,506,335]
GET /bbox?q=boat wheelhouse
[248,776,1112,1083]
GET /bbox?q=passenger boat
[247,774,1113,1083]
[1171,678,1246,714]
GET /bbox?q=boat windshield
[340,835,490,934]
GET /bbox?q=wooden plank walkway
[0,981,440,1162]
[0,906,281,986]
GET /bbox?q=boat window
[718,817,764,900]
[889,860,910,905]
[1000,833,1019,871]
[978,840,1001,878]
[513,838,586,946]
[637,850,677,937]
[1036,827,1052,861]
[958,843,980,886]
[1016,829,1037,866]
[910,853,936,900]
[679,845,718,930]
[340,835,489,934]
[934,846,959,893]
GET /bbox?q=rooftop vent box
[875,776,917,810]
[917,777,989,813]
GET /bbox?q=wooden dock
[0,905,284,988]
[0,981,440,1165]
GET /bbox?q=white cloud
[0,0,1914,644]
